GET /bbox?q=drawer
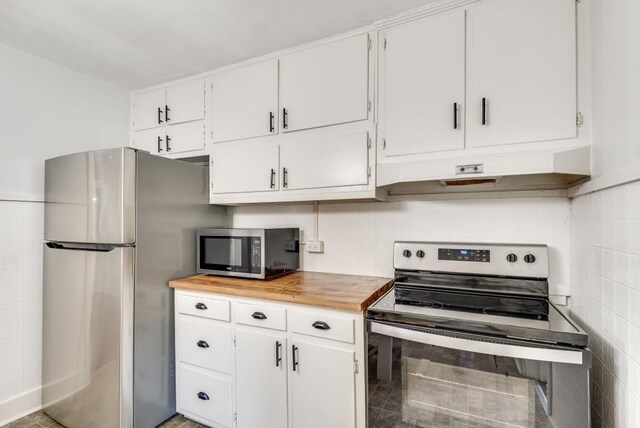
[178,316,233,374]
[176,293,230,321]
[235,302,287,331]
[179,364,233,428]
[291,310,355,344]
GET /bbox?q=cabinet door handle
[275,341,282,367]
[157,107,164,124]
[157,136,163,153]
[269,112,275,133]
[197,340,209,349]
[282,168,288,188]
[482,98,488,125]
[453,102,459,130]
[251,311,267,320]
[165,105,170,122]
[195,302,207,310]
[292,344,299,371]
[166,135,172,152]
[197,392,210,401]
[312,321,331,330]
[270,169,276,189]
[282,108,288,129]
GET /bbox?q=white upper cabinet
[210,138,279,194]
[165,121,205,155]
[381,9,466,157]
[132,88,165,131]
[132,128,165,155]
[466,0,577,147]
[210,60,279,143]
[132,80,205,131]
[280,128,370,191]
[280,34,370,133]
[165,80,205,125]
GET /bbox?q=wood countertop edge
[169,273,394,313]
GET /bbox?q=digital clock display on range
[438,248,491,263]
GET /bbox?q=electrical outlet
[306,240,324,253]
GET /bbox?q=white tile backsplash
[570,180,640,428]
[0,201,43,406]
[232,196,572,297]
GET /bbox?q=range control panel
[438,248,491,263]
[394,241,549,279]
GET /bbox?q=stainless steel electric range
[367,242,590,428]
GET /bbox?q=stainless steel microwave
[197,228,300,279]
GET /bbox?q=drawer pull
[197,392,210,401]
[195,302,208,310]
[275,341,282,367]
[196,340,209,349]
[251,311,267,320]
[312,321,331,331]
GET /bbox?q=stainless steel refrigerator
[42,148,227,428]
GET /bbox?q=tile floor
[2,412,205,428]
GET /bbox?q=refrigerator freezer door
[45,148,136,244]
[42,243,134,428]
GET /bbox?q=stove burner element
[483,306,548,320]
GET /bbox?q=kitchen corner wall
[232,196,572,299]
[0,42,129,425]
[570,182,640,427]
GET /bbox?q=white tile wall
[232,196,572,298]
[0,201,43,410]
[570,181,640,428]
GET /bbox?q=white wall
[232,196,572,299]
[0,42,129,201]
[567,0,640,426]
[0,42,129,425]
[571,183,640,427]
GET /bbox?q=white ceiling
[0,0,437,90]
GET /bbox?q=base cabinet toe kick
[174,289,367,428]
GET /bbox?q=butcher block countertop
[169,271,394,313]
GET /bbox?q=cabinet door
[165,120,205,154]
[166,80,205,125]
[280,129,369,191]
[280,34,369,132]
[291,341,356,428]
[132,128,165,155]
[383,9,466,157]
[211,60,279,143]
[210,138,279,194]
[132,88,165,131]
[236,330,288,428]
[467,0,577,147]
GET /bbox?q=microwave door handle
[369,321,584,365]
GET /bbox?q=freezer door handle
[45,242,119,252]
[369,321,584,365]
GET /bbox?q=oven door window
[369,330,589,428]
[200,236,254,273]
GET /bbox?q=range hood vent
[378,145,591,196]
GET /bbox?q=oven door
[198,233,261,277]
[368,321,590,428]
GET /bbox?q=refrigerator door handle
[45,242,121,252]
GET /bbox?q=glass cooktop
[368,285,589,348]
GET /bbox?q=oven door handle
[369,321,584,365]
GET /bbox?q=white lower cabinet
[235,329,288,428]
[175,290,366,428]
[290,341,356,428]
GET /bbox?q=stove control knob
[506,253,518,263]
[524,254,536,264]
[402,249,412,258]
[416,250,425,259]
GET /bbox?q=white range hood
[377,145,591,195]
